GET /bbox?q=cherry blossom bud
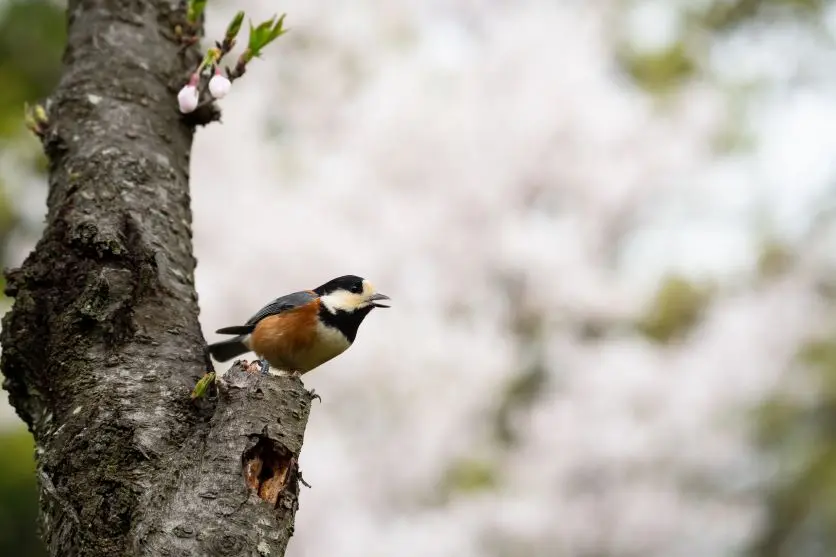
[209,71,232,99]
[177,74,200,113]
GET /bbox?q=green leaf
[186,0,207,24]
[246,14,288,58]
[190,371,215,399]
[198,47,221,72]
[23,102,47,135]
[267,13,288,42]
[225,10,245,41]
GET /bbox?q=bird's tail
[207,336,250,362]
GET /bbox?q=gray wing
[245,290,318,325]
[214,290,318,335]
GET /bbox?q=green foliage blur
[0,0,64,261]
[0,0,65,137]
[0,428,43,557]
[0,1,65,556]
[749,337,836,557]
[636,275,711,344]
[619,0,825,93]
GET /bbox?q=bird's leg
[258,359,271,375]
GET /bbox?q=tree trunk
[1,1,313,555]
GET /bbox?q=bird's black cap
[313,275,366,295]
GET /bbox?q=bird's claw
[307,389,321,403]
[257,359,271,375]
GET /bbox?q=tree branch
[1,2,311,555]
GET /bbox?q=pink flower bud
[209,72,232,99]
[177,84,200,113]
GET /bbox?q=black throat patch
[317,305,374,343]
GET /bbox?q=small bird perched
[207,275,390,376]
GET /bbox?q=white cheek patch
[362,280,376,297]
[320,290,365,313]
[320,281,380,313]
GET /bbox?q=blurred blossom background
[3,0,836,555]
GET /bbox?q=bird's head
[314,275,391,314]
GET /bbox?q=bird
[207,275,390,376]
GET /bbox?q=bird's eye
[351,283,363,294]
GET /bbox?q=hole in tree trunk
[242,436,293,505]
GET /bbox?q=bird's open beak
[367,293,391,308]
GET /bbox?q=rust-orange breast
[249,299,320,371]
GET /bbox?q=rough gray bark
[0,1,313,556]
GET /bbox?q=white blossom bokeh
[193,0,836,556]
[5,0,836,556]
